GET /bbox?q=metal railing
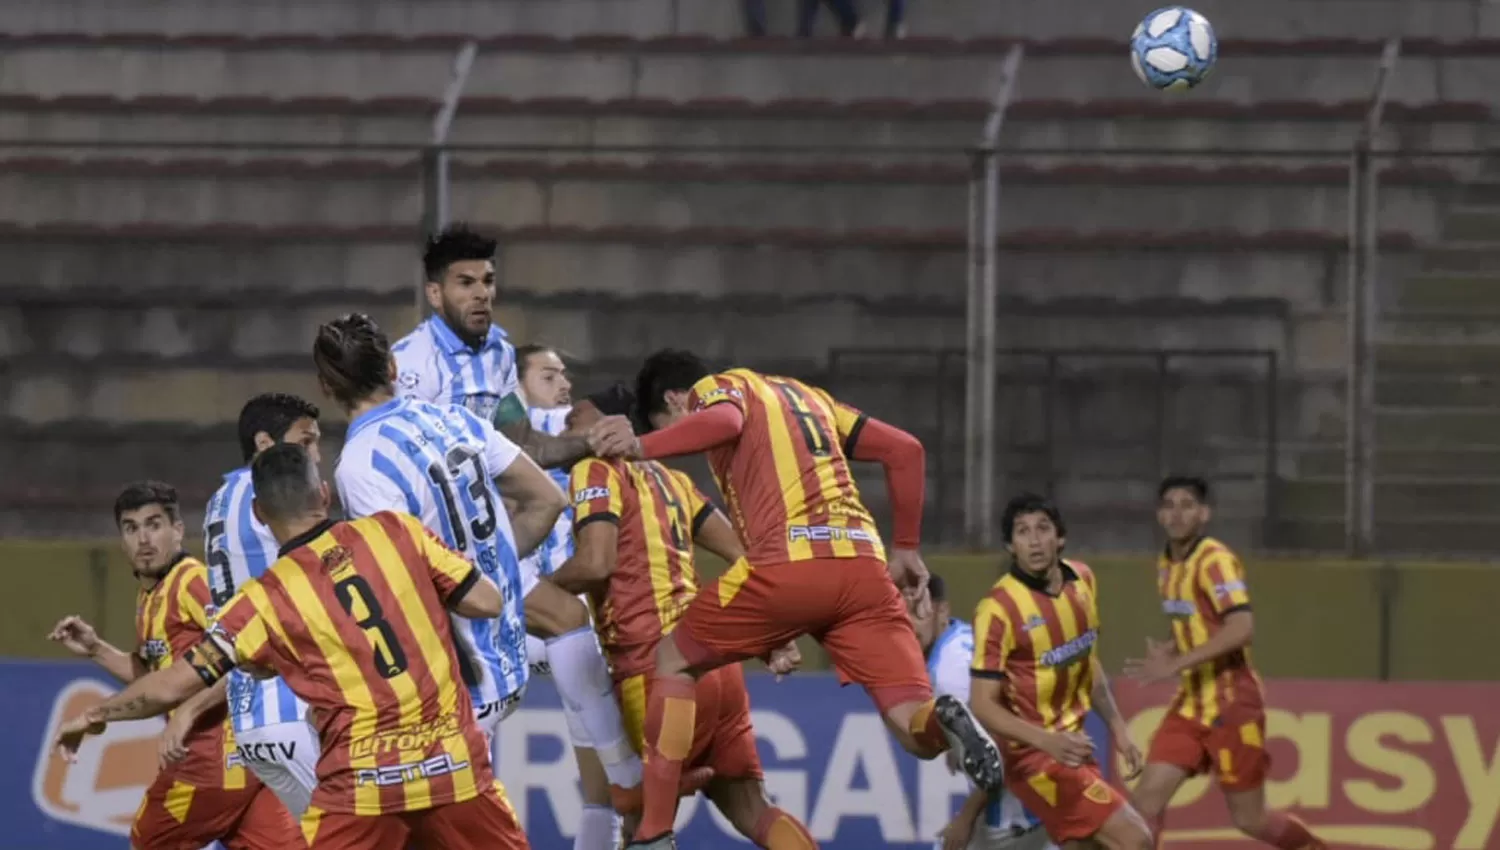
[826,347,1280,549]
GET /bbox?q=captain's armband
[185,636,237,686]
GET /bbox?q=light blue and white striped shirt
[204,468,308,732]
[392,316,518,423]
[928,618,1045,841]
[524,405,574,577]
[335,396,530,709]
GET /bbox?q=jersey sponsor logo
[228,740,299,767]
[349,715,462,760]
[1214,579,1247,599]
[138,639,169,666]
[575,486,611,504]
[1162,599,1197,617]
[693,387,740,409]
[1038,629,1097,668]
[32,679,164,838]
[787,525,878,543]
[355,753,471,787]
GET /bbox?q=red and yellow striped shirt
[687,369,883,566]
[1157,536,1262,723]
[208,512,493,816]
[570,457,711,681]
[971,561,1100,752]
[135,554,245,790]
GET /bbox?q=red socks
[751,806,819,849]
[636,674,698,840]
[907,700,949,758]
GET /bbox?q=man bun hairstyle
[313,313,392,408]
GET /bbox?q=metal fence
[823,347,1279,551]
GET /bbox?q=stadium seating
[2,0,1488,40]
[0,4,1495,551]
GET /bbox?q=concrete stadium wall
[6,543,1492,682]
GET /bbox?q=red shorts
[1148,706,1270,791]
[132,772,300,850]
[616,663,763,780]
[672,556,931,713]
[1004,749,1127,844]
[303,787,527,850]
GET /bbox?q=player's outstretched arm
[627,403,746,460]
[494,393,592,468]
[495,451,569,557]
[844,416,926,552]
[47,616,145,684]
[549,519,618,594]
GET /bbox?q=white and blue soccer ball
[1130,6,1217,91]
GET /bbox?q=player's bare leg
[1129,762,1188,847]
[707,776,818,849]
[1222,786,1325,849]
[1080,804,1155,850]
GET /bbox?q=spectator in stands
[743,0,864,37]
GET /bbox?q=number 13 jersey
[335,396,529,711]
[205,468,309,734]
[687,369,884,565]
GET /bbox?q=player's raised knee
[525,581,591,637]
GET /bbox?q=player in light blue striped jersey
[917,576,1054,850]
[316,314,566,749]
[163,393,324,818]
[390,227,648,821]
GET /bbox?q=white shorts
[231,720,319,816]
[520,551,545,601]
[475,689,525,770]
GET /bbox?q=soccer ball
[1130,6,1217,91]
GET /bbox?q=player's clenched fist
[587,414,640,458]
[49,615,101,658]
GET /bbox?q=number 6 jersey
[204,468,309,734]
[335,396,529,712]
[687,369,885,565]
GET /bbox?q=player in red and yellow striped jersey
[969,493,1154,850]
[590,351,1002,849]
[548,385,815,849]
[1125,477,1325,850]
[52,447,529,850]
[47,481,299,850]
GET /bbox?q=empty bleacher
[0,0,1495,550]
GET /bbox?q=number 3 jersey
[335,396,529,711]
[686,369,884,566]
[205,469,308,734]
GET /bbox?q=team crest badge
[1083,779,1114,805]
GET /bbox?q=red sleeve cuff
[640,403,745,459]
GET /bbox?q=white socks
[545,627,643,788]
[575,803,622,850]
